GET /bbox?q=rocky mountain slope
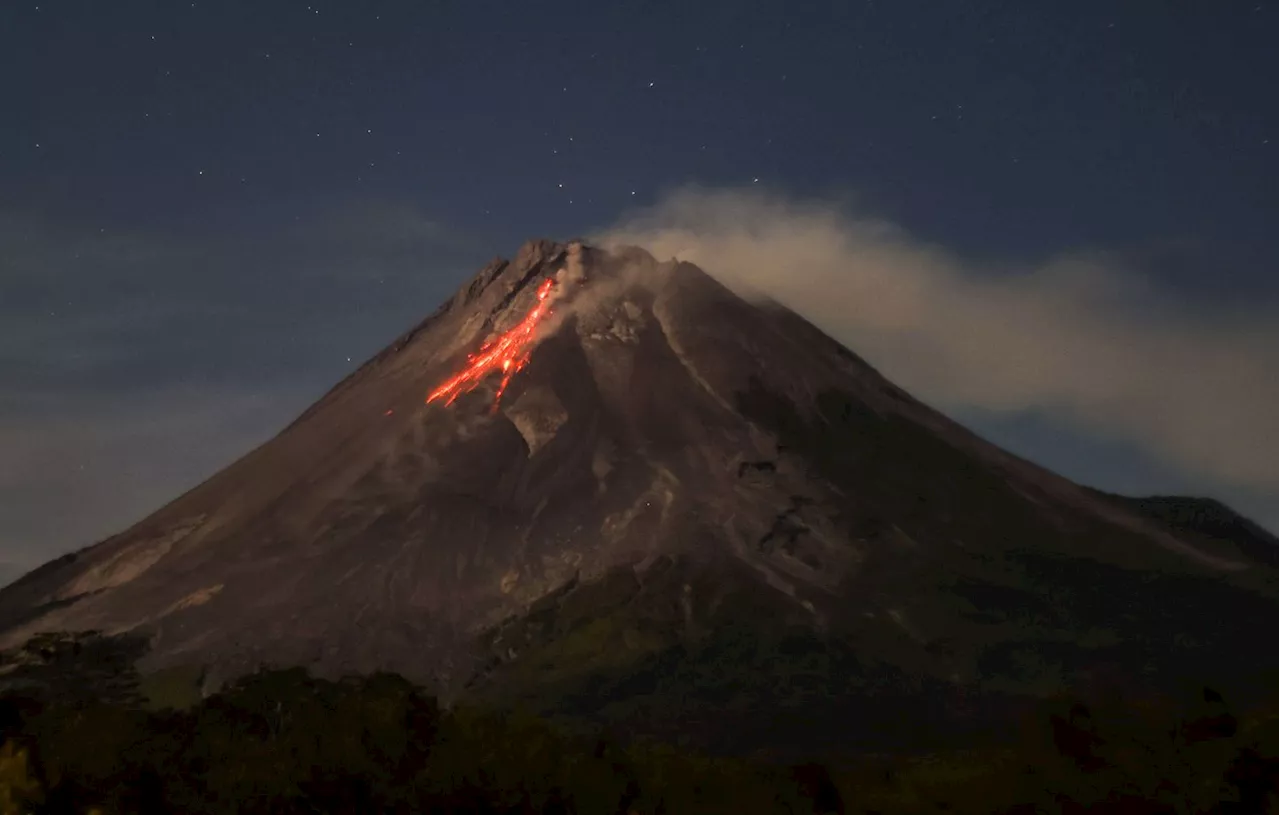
[0,239,1273,754]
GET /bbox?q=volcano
[0,240,1274,754]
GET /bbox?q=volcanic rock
[0,239,1273,754]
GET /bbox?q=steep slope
[1087,490,1279,568]
[0,239,1273,755]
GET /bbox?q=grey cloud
[0,203,485,390]
[597,186,1277,496]
[0,203,489,566]
[0,383,316,570]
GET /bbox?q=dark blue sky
[0,0,1275,571]
[5,1,1275,266]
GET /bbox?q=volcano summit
[0,239,1273,754]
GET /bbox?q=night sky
[1,0,1275,578]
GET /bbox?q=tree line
[0,632,1274,813]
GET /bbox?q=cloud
[0,383,315,570]
[0,203,486,391]
[0,203,491,563]
[596,186,1277,495]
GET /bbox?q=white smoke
[595,185,1277,496]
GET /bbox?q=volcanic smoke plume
[596,186,1278,502]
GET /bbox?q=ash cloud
[596,186,1277,498]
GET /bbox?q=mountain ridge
[0,238,1273,754]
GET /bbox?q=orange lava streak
[427,277,556,411]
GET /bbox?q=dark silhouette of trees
[0,662,1274,814]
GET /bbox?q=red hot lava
[426,277,557,410]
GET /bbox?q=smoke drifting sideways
[594,186,1277,500]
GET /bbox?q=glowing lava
[427,277,557,410]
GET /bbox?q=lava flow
[427,277,557,410]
